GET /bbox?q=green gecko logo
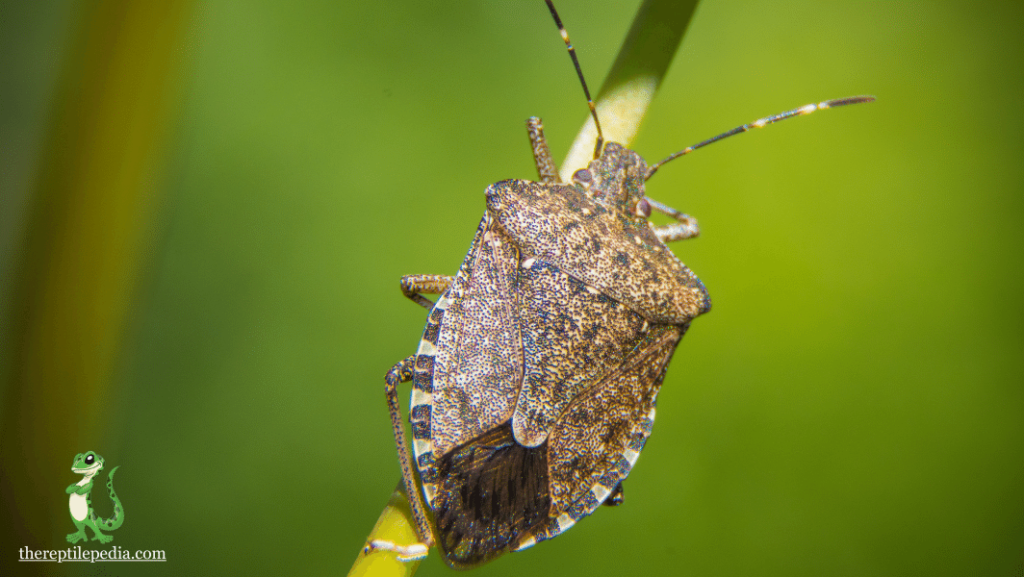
[66,451,124,544]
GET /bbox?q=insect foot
[363,539,430,563]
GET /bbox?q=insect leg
[400,274,454,311]
[527,117,560,184]
[602,481,625,507]
[365,356,435,561]
[647,197,700,242]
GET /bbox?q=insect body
[379,144,705,568]
[367,1,872,568]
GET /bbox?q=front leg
[647,197,700,242]
[67,481,91,495]
[526,117,559,183]
[400,275,454,311]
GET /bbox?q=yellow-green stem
[349,482,423,577]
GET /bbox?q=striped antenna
[645,95,876,180]
[545,0,604,159]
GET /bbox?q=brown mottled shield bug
[366,1,873,569]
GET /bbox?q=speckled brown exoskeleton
[365,1,873,568]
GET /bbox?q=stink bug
[366,1,873,568]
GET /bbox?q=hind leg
[87,518,113,543]
[363,357,434,562]
[67,520,88,544]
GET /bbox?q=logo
[65,451,124,544]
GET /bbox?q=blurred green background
[1,1,1021,576]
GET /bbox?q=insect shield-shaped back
[367,0,872,569]
[408,141,711,568]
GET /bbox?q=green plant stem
[351,1,696,575]
[349,482,423,577]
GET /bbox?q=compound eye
[85,454,94,464]
[572,168,592,185]
[635,197,652,218]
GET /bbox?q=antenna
[545,0,604,159]
[645,96,876,179]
